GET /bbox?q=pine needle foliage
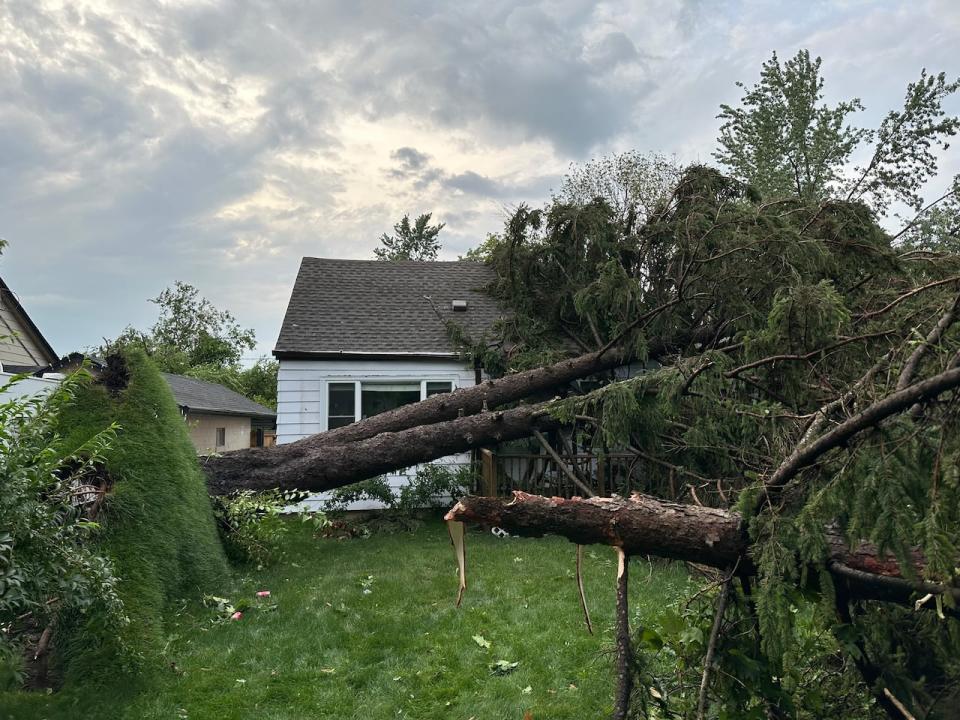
[473,155,960,715]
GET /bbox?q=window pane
[329,383,355,416]
[426,381,453,397]
[216,427,226,446]
[361,382,420,419]
[327,415,355,430]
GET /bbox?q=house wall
[0,371,60,402]
[0,297,51,368]
[185,412,252,454]
[277,357,477,510]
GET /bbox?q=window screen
[215,427,226,447]
[361,382,421,419]
[426,381,453,397]
[328,382,356,429]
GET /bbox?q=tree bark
[295,346,629,446]
[205,404,561,495]
[204,325,713,492]
[444,492,960,608]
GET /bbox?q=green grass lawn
[2,520,694,720]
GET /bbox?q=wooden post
[597,454,606,498]
[480,448,497,496]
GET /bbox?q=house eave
[179,405,277,421]
[273,350,461,361]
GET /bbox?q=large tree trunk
[445,493,959,608]
[301,346,629,447]
[204,326,713,494]
[205,403,560,495]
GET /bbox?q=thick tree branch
[445,492,960,608]
[896,294,960,390]
[764,366,960,499]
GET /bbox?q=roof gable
[273,258,502,358]
[162,373,276,420]
[0,275,58,369]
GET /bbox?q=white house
[0,274,61,401]
[273,258,503,509]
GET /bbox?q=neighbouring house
[162,373,277,454]
[273,258,502,509]
[0,274,62,400]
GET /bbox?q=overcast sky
[2,0,958,360]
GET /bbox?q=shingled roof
[273,258,503,358]
[162,373,276,420]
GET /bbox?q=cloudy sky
[1,0,958,359]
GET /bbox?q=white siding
[0,372,60,402]
[0,300,50,367]
[277,357,477,510]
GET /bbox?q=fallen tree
[444,492,960,609]
[195,153,960,718]
[202,323,713,491]
[205,401,560,495]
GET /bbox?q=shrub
[213,489,326,566]
[52,351,229,684]
[323,464,475,534]
[0,371,127,688]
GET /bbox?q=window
[362,382,421,419]
[426,381,453,397]
[215,427,226,447]
[328,382,356,429]
[325,379,457,429]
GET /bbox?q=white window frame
[322,376,458,431]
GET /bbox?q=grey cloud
[386,146,558,202]
[2,0,957,359]
[445,171,510,198]
[391,147,432,172]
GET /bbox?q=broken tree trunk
[205,403,561,495]
[444,492,960,608]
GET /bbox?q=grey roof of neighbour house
[273,258,503,358]
[162,373,276,420]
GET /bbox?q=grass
[2,520,695,719]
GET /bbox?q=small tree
[374,213,444,261]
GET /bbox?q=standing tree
[715,50,867,202]
[716,50,959,218]
[374,213,445,261]
[103,282,277,408]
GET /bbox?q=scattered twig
[882,688,917,720]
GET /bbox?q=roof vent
[451,299,468,312]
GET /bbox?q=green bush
[323,464,475,535]
[52,351,229,684]
[213,489,326,566]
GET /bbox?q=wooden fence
[478,450,653,498]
